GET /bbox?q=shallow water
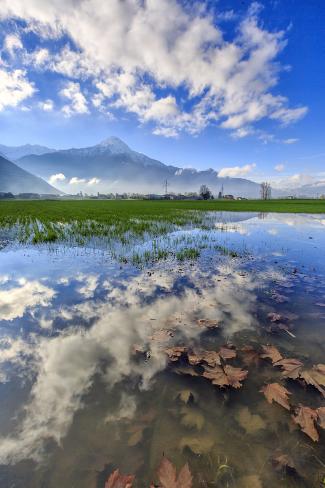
[0,212,324,487]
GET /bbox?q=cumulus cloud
[274,164,285,172]
[0,68,35,111]
[218,163,256,178]
[38,98,54,111]
[69,177,86,185]
[3,34,23,55]
[49,173,65,185]
[0,0,308,136]
[87,177,101,186]
[60,81,88,116]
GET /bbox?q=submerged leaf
[237,474,263,488]
[271,452,295,472]
[105,469,135,488]
[292,405,319,442]
[223,365,248,388]
[180,406,205,430]
[236,407,266,434]
[219,344,237,360]
[176,389,196,404]
[260,345,283,364]
[179,435,214,455]
[260,383,291,410]
[240,346,260,366]
[157,456,193,488]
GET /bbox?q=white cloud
[38,98,54,111]
[69,177,86,185]
[0,68,35,111]
[274,164,285,172]
[3,34,23,55]
[87,177,101,186]
[60,81,88,116]
[0,279,55,321]
[271,173,315,189]
[283,138,298,144]
[0,0,308,136]
[49,173,65,185]
[218,163,256,178]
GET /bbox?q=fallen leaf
[203,364,248,389]
[271,452,295,472]
[260,345,283,364]
[219,345,237,360]
[276,358,304,379]
[316,406,325,429]
[236,407,266,434]
[260,383,291,410]
[105,469,135,488]
[292,405,319,442]
[300,364,325,397]
[166,347,187,362]
[224,365,248,388]
[196,318,221,329]
[157,457,192,488]
[127,427,143,447]
[188,349,221,367]
[179,435,214,455]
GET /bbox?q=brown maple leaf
[187,349,221,367]
[275,358,304,379]
[292,405,319,442]
[300,364,325,398]
[260,345,283,364]
[105,469,135,488]
[157,456,192,488]
[203,364,247,389]
[316,406,325,429]
[260,383,291,410]
[219,345,237,360]
[165,347,187,362]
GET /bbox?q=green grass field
[0,199,324,249]
[0,198,324,224]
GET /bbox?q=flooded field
[0,211,324,487]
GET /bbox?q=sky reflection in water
[0,212,324,488]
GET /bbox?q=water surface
[0,212,324,487]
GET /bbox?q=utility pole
[164,179,169,195]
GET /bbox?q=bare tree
[199,185,212,200]
[260,182,271,200]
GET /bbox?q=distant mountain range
[0,137,323,197]
[0,155,59,195]
[4,137,261,197]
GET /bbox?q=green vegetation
[0,199,323,264]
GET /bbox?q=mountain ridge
[15,137,262,197]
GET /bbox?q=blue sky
[0,0,324,188]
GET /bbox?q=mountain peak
[98,136,131,154]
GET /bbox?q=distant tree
[260,182,271,200]
[199,184,212,200]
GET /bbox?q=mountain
[0,155,60,195]
[292,181,325,197]
[16,136,261,197]
[0,144,55,160]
